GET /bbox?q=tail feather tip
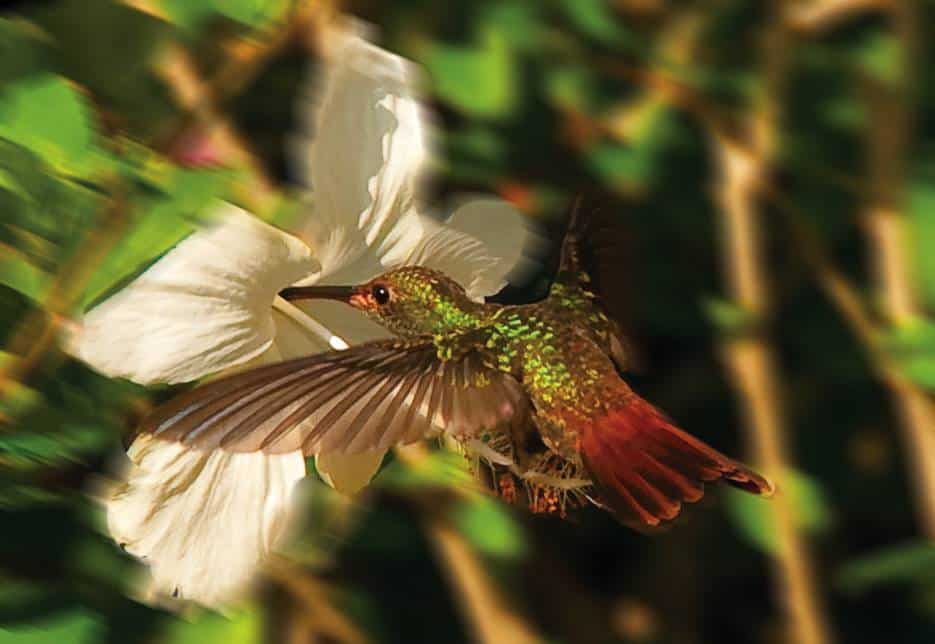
[580,398,774,528]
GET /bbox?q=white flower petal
[74,204,319,385]
[107,435,306,607]
[315,449,386,495]
[290,20,432,279]
[378,199,533,301]
[445,197,542,293]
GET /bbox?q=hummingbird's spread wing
[140,339,527,455]
[556,198,639,372]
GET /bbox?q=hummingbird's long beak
[278,285,357,302]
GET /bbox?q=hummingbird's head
[281,266,486,338]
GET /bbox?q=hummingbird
[142,205,773,529]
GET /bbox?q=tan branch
[711,9,833,643]
[787,0,891,34]
[854,0,935,538]
[714,140,833,644]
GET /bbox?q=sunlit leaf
[0,74,94,176]
[425,28,517,119]
[164,605,262,644]
[856,32,903,86]
[726,469,832,554]
[452,496,526,560]
[376,449,473,491]
[881,319,935,391]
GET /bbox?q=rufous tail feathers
[579,394,774,529]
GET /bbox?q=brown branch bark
[711,12,834,644]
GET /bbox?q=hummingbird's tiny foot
[466,439,513,466]
[521,471,591,490]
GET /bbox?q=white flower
[74,21,531,607]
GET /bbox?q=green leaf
[544,66,596,112]
[79,168,231,310]
[425,28,517,119]
[585,106,679,193]
[856,32,903,86]
[33,0,174,136]
[452,496,526,560]
[0,420,113,470]
[702,297,758,335]
[0,251,49,300]
[217,0,289,29]
[477,2,544,53]
[554,0,635,49]
[163,605,261,644]
[881,319,935,390]
[157,0,218,32]
[587,141,655,194]
[909,179,935,311]
[445,127,507,182]
[837,541,935,594]
[0,74,94,176]
[0,608,101,644]
[160,0,288,31]
[376,449,473,491]
[726,469,832,554]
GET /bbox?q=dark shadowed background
[1,1,934,642]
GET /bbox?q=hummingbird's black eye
[371,284,391,305]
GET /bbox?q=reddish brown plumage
[579,392,774,528]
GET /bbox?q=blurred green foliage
[0,0,934,643]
